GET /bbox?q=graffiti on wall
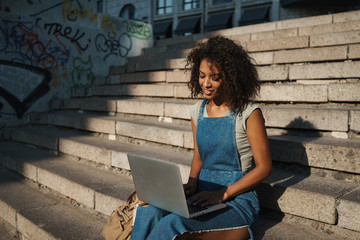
[122,20,151,40]
[0,18,71,70]
[95,32,132,61]
[0,60,51,118]
[44,22,90,53]
[62,0,99,24]
[0,1,153,120]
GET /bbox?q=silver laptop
[127,154,226,218]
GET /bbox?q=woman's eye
[199,75,205,79]
[212,76,220,81]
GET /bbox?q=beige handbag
[102,192,147,240]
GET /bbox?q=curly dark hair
[186,36,260,113]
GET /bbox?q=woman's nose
[204,77,211,87]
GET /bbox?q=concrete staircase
[1,10,360,240]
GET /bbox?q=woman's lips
[203,89,213,95]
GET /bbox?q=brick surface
[251,28,298,41]
[328,83,360,102]
[174,85,192,98]
[349,44,360,59]
[0,201,16,227]
[337,189,360,232]
[333,10,360,23]
[262,107,349,131]
[232,22,277,35]
[135,58,167,71]
[274,46,347,64]
[10,128,58,151]
[120,71,166,83]
[350,110,360,132]
[166,70,190,83]
[125,84,175,97]
[164,102,192,120]
[299,20,360,36]
[111,151,129,169]
[258,168,356,224]
[249,52,274,65]
[257,65,288,81]
[93,84,175,97]
[117,99,164,116]
[276,14,332,30]
[18,201,105,240]
[116,120,187,147]
[269,135,360,174]
[17,213,56,240]
[310,30,360,47]
[52,98,116,112]
[59,139,112,166]
[229,33,251,44]
[169,58,187,69]
[38,168,95,208]
[247,36,309,52]
[17,161,38,181]
[184,130,194,149]
[257,84,328,102]
[50,113,116,134]
[0,144,39,181]
[95,192,124,216]
[289,62,360,80]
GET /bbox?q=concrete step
[7,124,360,177]
[106,62,360,85]
[1,137,359,236]
[252,209,357,240]
[1,150,356,240]
[5,126,193,182]
[113,44,358,82]
[269,134,360,177]
[257,167,360,233]
[135,13,360,67]
[0,141,135,216]
[153,10,360,49]
[246,30,360,53]
[49,98,359,135]
[126,42,358,72]
[51,97,195,119]
[72,83,190,98]
[95,70,190,85]
[71,81,360,104]
[0,217,19,240]
[0,168,106,240]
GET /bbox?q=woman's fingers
[188,192,213,206]
[188,190,226,206]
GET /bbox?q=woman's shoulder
[236,102,261,130]
[243,102,260,116]
[189,100,205,125]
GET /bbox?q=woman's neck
[206,100,229,117]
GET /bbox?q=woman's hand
[183,177,198,197]
[187,188,227,207]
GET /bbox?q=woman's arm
[184,118,202,196]
[188,109,272,206]
[223,109,272,200]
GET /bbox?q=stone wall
[0,0,153,127]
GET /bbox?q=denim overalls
[131,100,259,240]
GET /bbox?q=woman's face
[199,59,222,101]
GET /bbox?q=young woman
[130,36,272,240]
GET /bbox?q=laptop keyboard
[187,204,208,214]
